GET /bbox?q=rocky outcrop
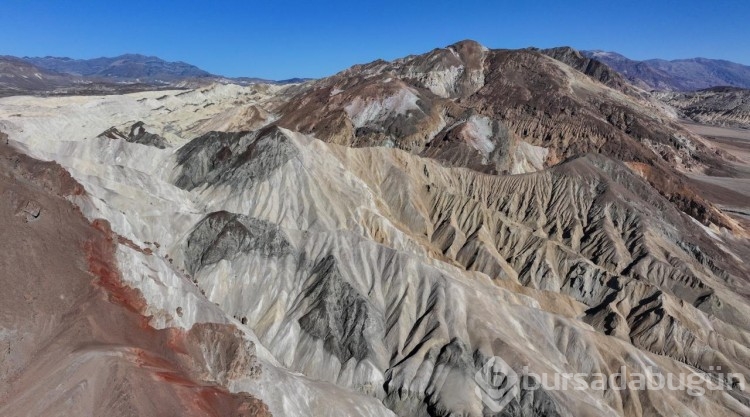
[174,126,299,191]
[99,121,170,148]
[185,211,292,274]
[657,87,750,129]
[297,255,385,364]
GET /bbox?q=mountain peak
[446,39,486,50]
[19,54,213,82]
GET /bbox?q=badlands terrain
[657,87,750,129]
[1,40,750,416]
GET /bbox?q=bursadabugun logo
[474,356,746,412]
[474,356,519,413]
[518,365,744,397]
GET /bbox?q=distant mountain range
[23,54,214,83]
[3,48,750,98]
[583,50,750,91]
[0,54,310,96]
[0,56,78,91]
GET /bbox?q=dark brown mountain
[273,40,738,231]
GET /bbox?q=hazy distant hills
[23,54,214,83]
[0,56,131,97]
[23,54,312,85]
[583,50,750,91]
[0,54,309,96]
[578,50,750,128]
[537,46,643,96]
[0,56,77,91]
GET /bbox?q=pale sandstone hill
[0,112,398,417]
[168,126,750,416]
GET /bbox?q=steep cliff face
[2,40,750,417]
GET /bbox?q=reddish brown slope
[0,136,269,417]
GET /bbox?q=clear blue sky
[2,0,748,79]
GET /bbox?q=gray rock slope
[171,126,750,417]
[98,121,170,149]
